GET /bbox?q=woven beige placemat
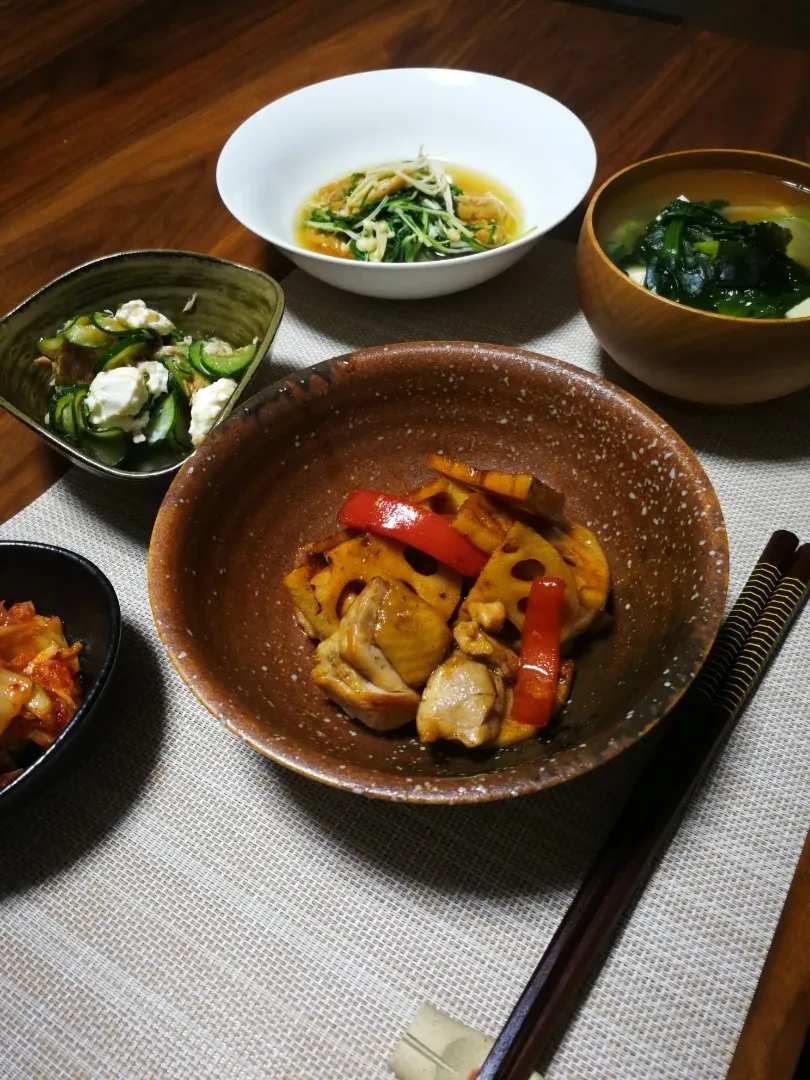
[2,237,809,1080]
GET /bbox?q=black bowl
[0,542,121,810]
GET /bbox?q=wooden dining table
[1,1,808,1076]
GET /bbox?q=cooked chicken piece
[416,651,505,748]
[374,579,452,688]
[453,620,519,680]
[451,492,511,555]
[541,520,611,615]
[312,634,420,732]
[427,455,564,520]
[338,579,408,693]
[495,659,575,747]
[407,476,471,516]
[283,532,461,641]
[460,521,582,644]
[466,600,506,633]
[455,193,507,225]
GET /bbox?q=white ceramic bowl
[216,68,596,300]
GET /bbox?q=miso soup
[597,168,810,318]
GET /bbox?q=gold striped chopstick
[691,529,798,703]
[712,543,810,718]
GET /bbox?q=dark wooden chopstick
[476,531,810,1080]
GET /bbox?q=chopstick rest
[388,1003,543,1080]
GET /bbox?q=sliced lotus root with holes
[426,454,565,520]
[407,476,471,516]
[284,533,462,641]
[459,520,582,644]
[541,520,611,616]
[450,491,513,555]
[495,659,575,747]
[292,527,357,570]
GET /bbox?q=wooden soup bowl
[577,149,810,406]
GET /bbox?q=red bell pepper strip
[511,576,565,728]
[337,489,488,577]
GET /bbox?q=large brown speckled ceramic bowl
[148,342,728,803]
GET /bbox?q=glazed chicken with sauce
[284,456,611,749]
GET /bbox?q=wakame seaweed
[608,199,810,318]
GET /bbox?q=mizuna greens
[606,198,810,318]
[298,151,521,263]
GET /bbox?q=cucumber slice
[144,391,176,445]
[173,353,193,375]
[64,316,112,350]
[144,389,190,449]
[172,392,191,449]
[200,342,257,378]
[72,386,89,432]
[60,312,91,332]
[49,386,74,427]
[81,427,128,467]
[38,333,67,360]
[91,312,129,334]
[162,357,186,396]
[187,339,210,376]
[121,326,162,343]
[165,352,210,399]
[54,391,78,443]
[168,342,192,371]
[98,337,152,371]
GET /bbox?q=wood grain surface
[727,829,810,1080]
[0,1,808,1076]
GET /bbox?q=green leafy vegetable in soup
[606,198,810,319]
[297,150,523,263]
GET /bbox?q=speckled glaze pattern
[148,342,728,804]
[0,250,284,479]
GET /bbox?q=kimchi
[0,600,82,787]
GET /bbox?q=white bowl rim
[216,67,597,272]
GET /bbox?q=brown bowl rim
[584,147,810,325]
[147,341,728,804]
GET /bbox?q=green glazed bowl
[0,250,284,480]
